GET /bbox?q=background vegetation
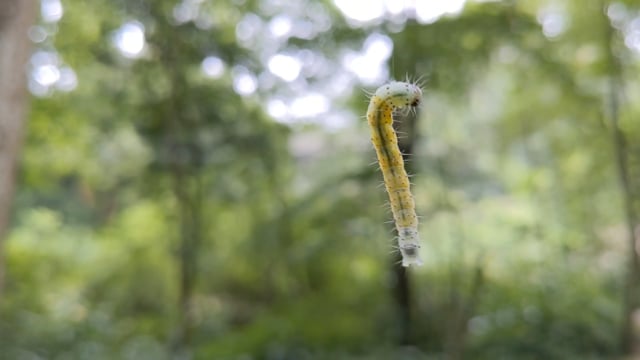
[1,0,640,359]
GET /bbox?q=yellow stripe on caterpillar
[367,81,423,267]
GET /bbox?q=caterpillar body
[367,81,423,267]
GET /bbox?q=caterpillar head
[374,81,422,109]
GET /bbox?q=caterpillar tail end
[398,227,423,267]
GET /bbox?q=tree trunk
[600,1,640,354]
[608,78,640,355]
[171,165,202,357]
[0,0,36,299]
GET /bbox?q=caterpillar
[367,81,423,267]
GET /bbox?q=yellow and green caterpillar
[367,81,423,267]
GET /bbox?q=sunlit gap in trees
[201,56,225,79]
[29,0,77,97]
[608,2,640,54]
[537,5,567,39]
[41,0,63,23]
[112,21,146,59]
[537,2,640,52]
[231,66,258,95]
[262,0,468,128]
[333,0,466,25]
[264,30,391,128]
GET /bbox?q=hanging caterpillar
[367,81,423,267]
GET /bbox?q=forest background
[1,0,640,359]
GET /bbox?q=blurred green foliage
[2,0,640,359]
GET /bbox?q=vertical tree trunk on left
[0,0,36,299]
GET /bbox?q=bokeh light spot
[113,21,146,58]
